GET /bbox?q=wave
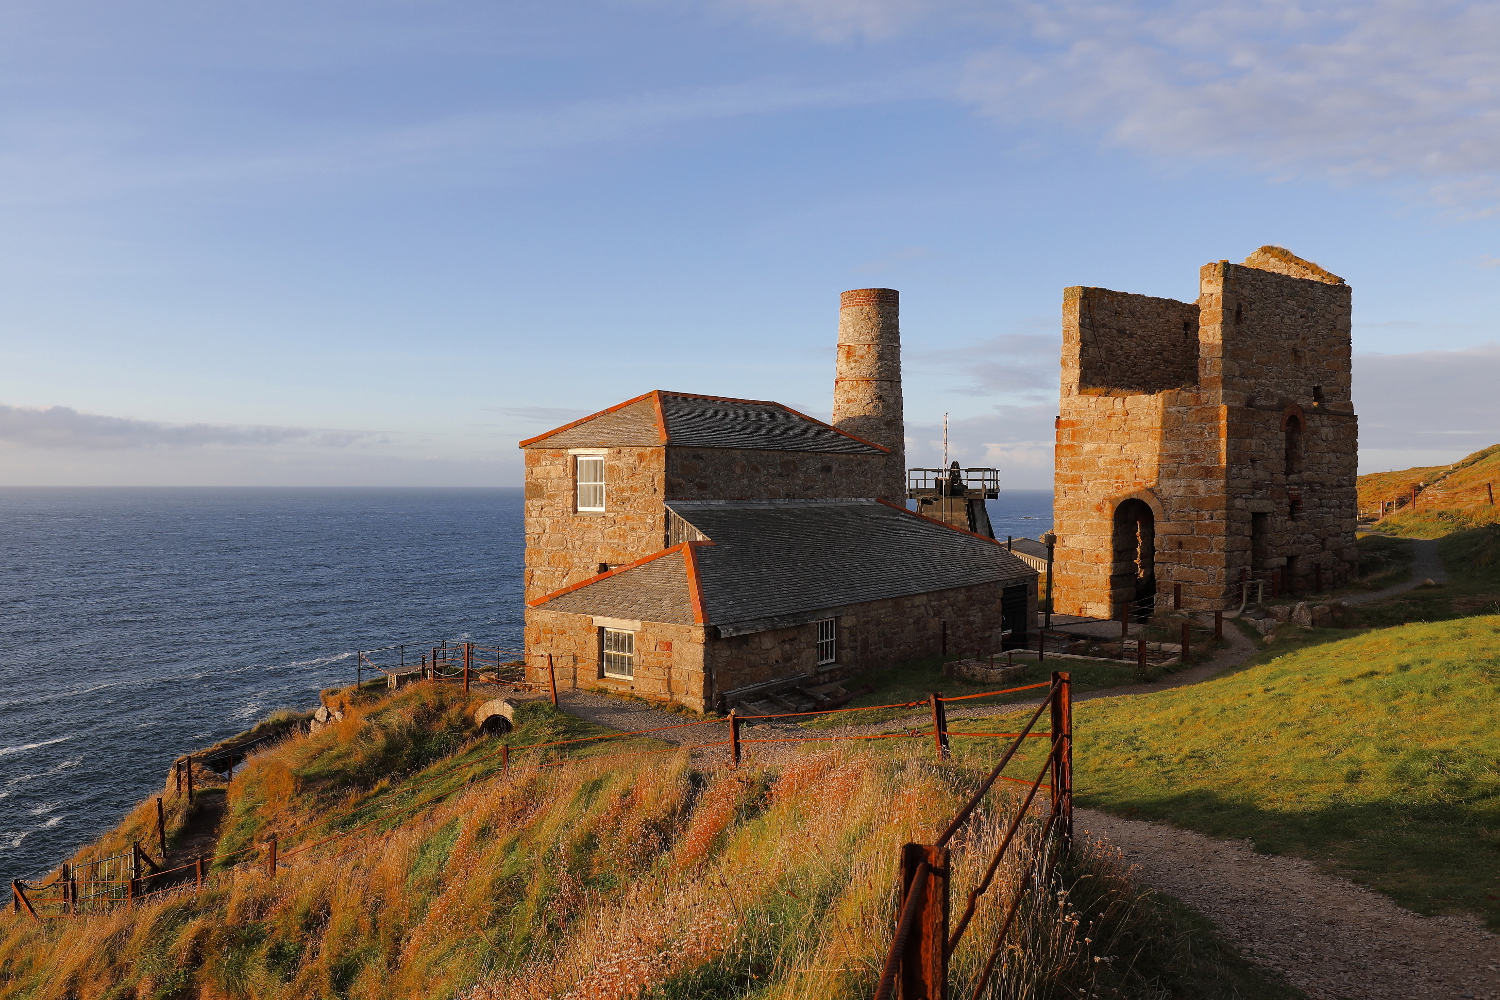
[0,735,73,758]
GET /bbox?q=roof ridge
[526,542,702,607]
[517,390,666,448]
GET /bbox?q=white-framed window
[602,628,634,678]
[816,618,837,665]
[576,455,606,512]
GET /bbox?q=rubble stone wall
[664,446,887,501]
[1053,249,1358,617]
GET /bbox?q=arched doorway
[1112,499,1156,621]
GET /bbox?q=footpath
[553,539,1499,999]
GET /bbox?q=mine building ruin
[1052,246,1358,620]
[520,289,1038,712]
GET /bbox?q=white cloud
[0,404,379,450]
[716,0,1500,214]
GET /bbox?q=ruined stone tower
[833,288,906,502]
[1052,247,1358,618]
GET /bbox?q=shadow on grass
[1076,786,1500,932]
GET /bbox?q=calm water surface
[0,487,1050,882]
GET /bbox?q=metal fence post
[196,855,206,887]
[1050,671,1073,853]
[1173,583,1182,610]
[463,642,472,694]
[929,694,951,760]
[729,709,741,768]
[898,843,950,1000]
[501,744,510,773]
[156,796,167,859]
[186,755,194,804]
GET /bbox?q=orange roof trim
[517,390,668,448]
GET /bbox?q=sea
[0,487,1052,883]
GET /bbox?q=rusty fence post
[266,836,278,878]
[729,709,741,768]
[929,693,950,760]
[1214,610,1223,641]
[12,882,40,923]
[1181,623,1190,663]
[430,647,439,681]
[463,642,472,694]
[196,855,206,888]
[1488,482,1495,505]
[501,744,510,774]
[1050,672,1073,853]
[174,758,182,795]
[64,864,76,916]
[547,653,559,708]
[156,796,167,859]
[186,755,194,804]
[897,843,950,1000]
[1173,583,1182,610]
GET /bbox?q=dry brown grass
[0,688,1182,1000]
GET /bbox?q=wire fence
[11,674,1073,934]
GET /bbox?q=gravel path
[1081,810,1500,999]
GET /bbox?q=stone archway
[1112,498,1156,621]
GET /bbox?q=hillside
[1359,443,1500,519]
[0,683,1292,1000]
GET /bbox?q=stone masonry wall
[833,288,905,501]
[526,579,1036,713]
[522,447,667,604]
[664,446,888,501]
[524,609,711,711]
[1053,249,1357,617]
[1068,287,1200,395]
[705,578,1037,703]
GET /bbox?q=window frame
[601,627,635,679]
[815,617,837,665]
[575,454,606,513]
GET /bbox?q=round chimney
[833,288,905,502]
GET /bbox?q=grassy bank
[1061,617,1500,928]
[0,681,1304,999]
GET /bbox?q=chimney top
[840,288,899,308]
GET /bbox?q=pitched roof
[529,499,1037,636]
[519,390,886,454]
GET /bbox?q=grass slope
[0,683,1303,1000]
[1070,617,1500,928]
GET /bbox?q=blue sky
[2,0,1498,487]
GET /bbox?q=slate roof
[539,549,697,625]
[529,499,1038,636]
[519,390,886,455]
[1004,537,1050,573]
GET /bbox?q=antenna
[942,412,949,468]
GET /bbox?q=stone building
[520,289,1038,712]
[1052,246,1358,619]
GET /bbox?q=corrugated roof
[531,498,1037,635]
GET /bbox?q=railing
[356,640,524,693]
[871,673,1072,1000]
[907,468,1001,498]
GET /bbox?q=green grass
[1056,616,1500,929]
[1347,518,1500,629]
[798,653,1143,729]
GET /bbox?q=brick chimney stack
[833,287,905,502]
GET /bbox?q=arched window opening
[1284,415,1304,476]
[1112,499,1156,622]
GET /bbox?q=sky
[2,0,1498,488]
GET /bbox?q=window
[576,456,605,512]
[602,628,634,678]
[816,618,836,665]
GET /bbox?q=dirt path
[1081,810,1500,999]
[1342,538,1448,605]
